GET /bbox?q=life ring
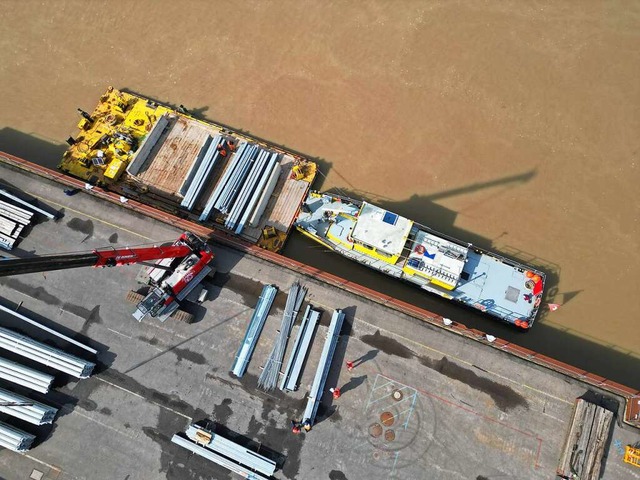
[415,245,425,255]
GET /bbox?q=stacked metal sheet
[185,424,276,477]
[0,387,58,425]
[0,356,54,393]
[199,142,281,234]
[303,309,345,425]
[231,284,277,378]
[279,305,320,392]
[258,282,307,391]
[0,199,34,250]
[171,434,270,480]
[0,421,36,452]
[0,326,95,378]
[180,135,223,210]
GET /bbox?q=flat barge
[295,192,546,328]
[58,87,317,252]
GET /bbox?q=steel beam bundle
[126,113,170,175]
[0,356,54,394]
[0,199,34,250]
[231,152,280,234]
[214,144,257,214]
[171,434,270,480]
[199,141,249,221]
[258,282,307,391]
[178,135,214,196]
[0,421,35,452]
[0,303,97,354]
[185,424,276,477]
[0,387,58,425]
[0,327,95,378]
[279,305,320,392]
[231,284,277,378]
[0,188,56,220]
[180,135,223,210]
[248,162,281,228]
[303,309,345,425]
[225,149,271,232]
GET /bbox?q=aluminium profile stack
[0,387,58,425]
[225,149,269,231]
[0,356,54,393]
[303,309,345,425]
[279,305,320,392]
[216,144,257,213]
[233,152,279,234]
[180,135,223,210]
[231,284,277,378]
[0,421,36,452]
[185,424,276,477]
[0,199,34,251]
[0,327,95,378]
[199,141,249,221]
[258,282,307,391]
[178,135,214,196]
[171,434,270,480]
[248,161,281,228]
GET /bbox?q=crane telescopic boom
[0,233,197,277]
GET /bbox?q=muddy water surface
[0,2,638,382]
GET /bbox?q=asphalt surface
[0,164,638,480]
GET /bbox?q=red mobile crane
[0,232,214,324]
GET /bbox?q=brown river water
[0,1,638,387]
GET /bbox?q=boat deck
[296,193,544,326]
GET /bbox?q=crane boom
[0,235,195,277]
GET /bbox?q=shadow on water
[283,186,640,391]
[0,127,67,170]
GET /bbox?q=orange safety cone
[346,360,354,371]
[329,387,341,399]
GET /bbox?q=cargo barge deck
[58,87,317,252]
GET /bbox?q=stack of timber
[0,199,34,250]
[557,398,615,480]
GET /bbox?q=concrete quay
[0,161,638,479]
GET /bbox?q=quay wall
[1,150,638,427]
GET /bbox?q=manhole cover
[369,423,383,437]
[380,411,395,426]
[392,389,403,401]
[372,450,381,460]
[385,429,396,442]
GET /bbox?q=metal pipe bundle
[171,434,270,480]
[0,356,54,393]
[279,305,320,392]
[0,327,95,378]
[180,135,222,210]
[302,309,345,425]
[258,282,307,391]
[0,421,35,452]
[185,424,276,477]
[0,387,58,425]
[231,284,277,378]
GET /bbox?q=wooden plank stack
[0,199,34,250]
[557,398,614,480]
